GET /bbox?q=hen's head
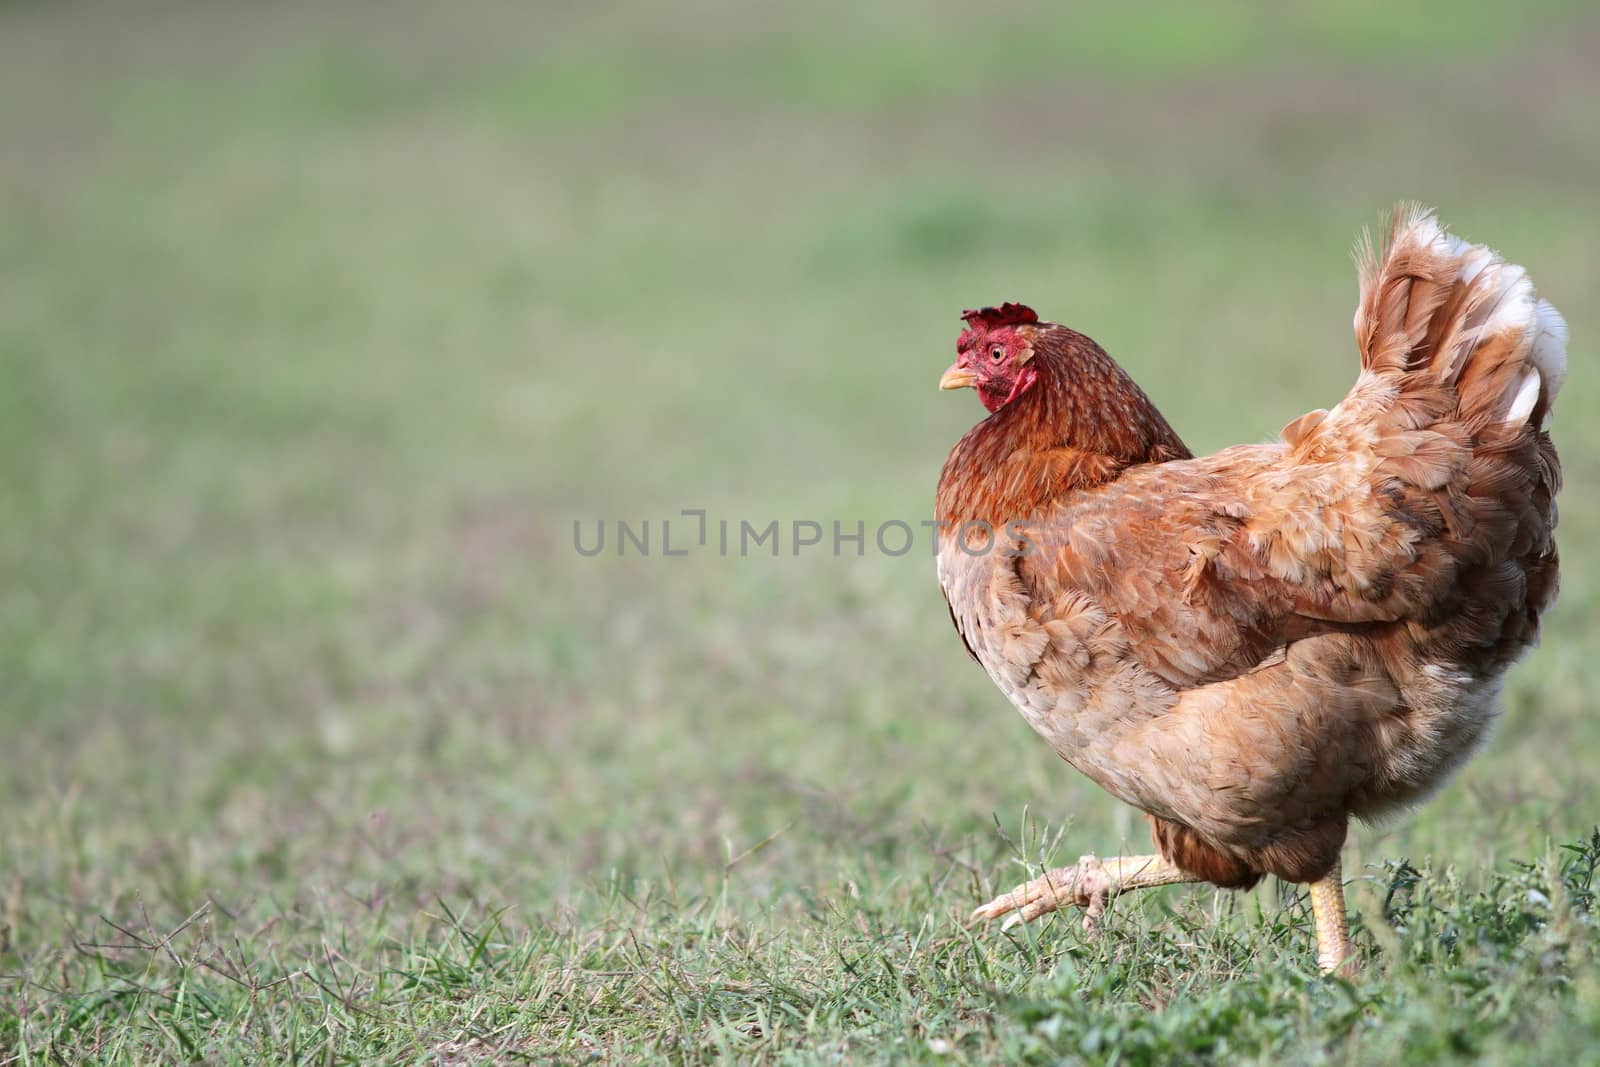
[940,303,1042,413]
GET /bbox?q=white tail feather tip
[1504,369,1541,426]
[1532,300,1569,400]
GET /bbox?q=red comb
[961,303,1038,329]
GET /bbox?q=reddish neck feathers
[936,326,1191,529]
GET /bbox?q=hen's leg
[969,853,1198,930]
[1309,859,1355,975]
[974,852,1358,974]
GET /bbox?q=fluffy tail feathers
[1353,203,1568,435]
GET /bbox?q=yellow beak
[939,364,977,391]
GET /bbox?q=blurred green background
[3,2,1597,1061]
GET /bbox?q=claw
[969,853,1110,930]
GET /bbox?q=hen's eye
[990,346,1005,363]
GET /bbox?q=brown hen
[937,206,1566,973]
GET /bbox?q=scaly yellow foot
[1309,859,1358,976]
[969,853,1197,931]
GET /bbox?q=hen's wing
[1018,445,1333,690]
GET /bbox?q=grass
[3,1,1599,1062]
